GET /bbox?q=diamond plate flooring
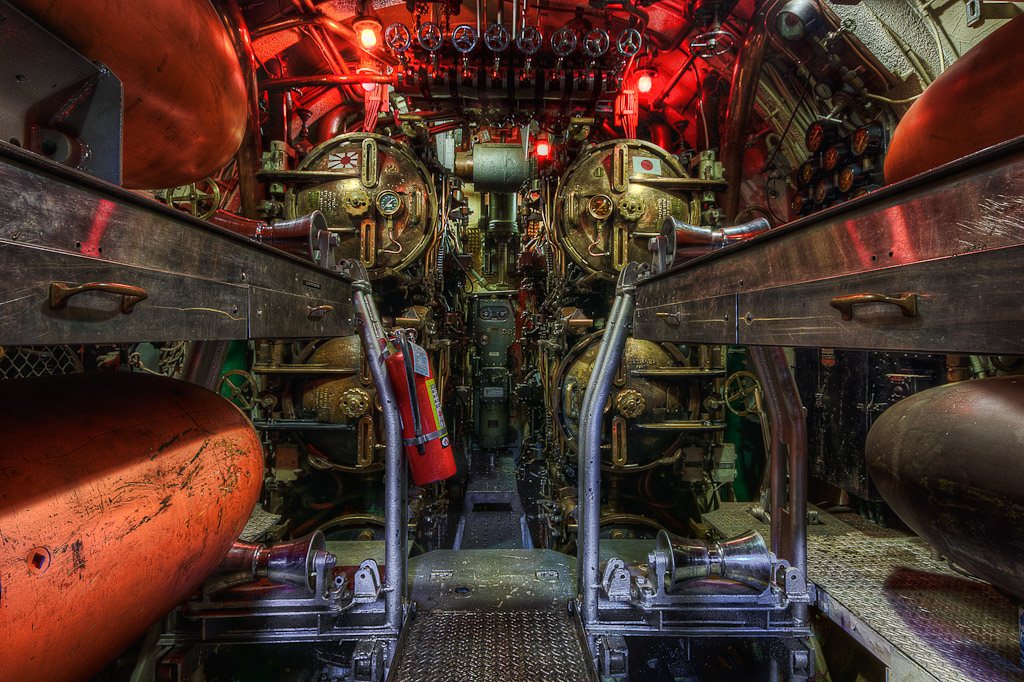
[706,502,1024,682]
[389,610,595,682]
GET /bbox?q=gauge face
[851,125,881,156]
[806,123,825,152]
[790,193,805,214]
[823,145,840,171]
[798,161,816,185]
[376,190,402,217]
[838,167,857,192]
[587,194,614,220]
[814,179,830,204]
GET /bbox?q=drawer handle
[48,281,149,314]
[830,292,917,321]
[306,304,333,321]
[655,311,681,326]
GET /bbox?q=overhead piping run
[720,3,771,223]
[578,262,639,625]
[262,74,395,90]
[252,16,400,68]
[651,52,698,111]
[349,262,407,634]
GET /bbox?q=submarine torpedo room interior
[2,0,1024,680]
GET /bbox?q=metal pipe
[350,262,406,633]
[651,52,697,111]
[579,262,640,625]
[262,74,394,91]
[721,11,770,223]
[512,0,519,38]
[214,0,263,218]
[748,345,808,625]
[252,16,399,67]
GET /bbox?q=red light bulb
[360,27,378,49]
[536,140,551,157]
[637,74,653,93]
[362,82,377,92]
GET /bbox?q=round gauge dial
[851,124,883,156]
[838,165,863,193]
[587,194,614,220]
[798,160,817,186]
[823,143,848,171]
[790,192,806,215]
[814,178,833,205]
[376,190,403,217]
[805,120,837,153]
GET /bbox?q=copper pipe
[214,0,263,218]
[253,16,399,67]
[720,13,770,223]
[263,74,395,90]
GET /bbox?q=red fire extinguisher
[384,329,457,485]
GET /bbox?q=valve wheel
[551,27,577,57]
[689,29,735,57]
[724,370,761,417]
[217,370,260,411]
[451,24,478,53]
[417,22,444,51]
[616,28,643,57]
[583,28,610,58]
[484,23,511,52]
[516,26,543,54]
[162,177,221,220]
[385,23,412,52]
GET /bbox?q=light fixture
[775,0,819,42]
[634,66,656,94]
[352,2,382,51]
[361,81,377,92]
[535,139,551,158]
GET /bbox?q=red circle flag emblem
[641,159,654,171]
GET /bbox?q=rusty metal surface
[390,610,596,682]
[866,376,1024,600]
[0,372,264,682]
[635,136,1024,353]
[706,503,1024,682]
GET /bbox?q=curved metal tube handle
[306,304,333,321]
[48,281,148,314]
[829,292,918,321]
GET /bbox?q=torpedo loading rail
[0,140,354,345]
[636,135,1024,355]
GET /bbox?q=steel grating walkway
[389,610,595,682]
[706,502,1024,682]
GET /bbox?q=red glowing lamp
[535,140,551,158]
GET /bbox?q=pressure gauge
[790,192,809,216]
[587,194,614,220]
[805,120,838,153]
[417,22,444,51]
[838,164,865,193]
[551,27,577,57]
[384,23,412,52]
[452,24,478,53]
[814,177,835,205]
[822,142,850,171]
[851,123,884,156]
[798,159,818,186]
[376,190,403,217]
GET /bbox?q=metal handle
[306,304,333,321]
[829,292,917,321]
[48,281,148,314]
[655,311,681,326]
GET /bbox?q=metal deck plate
[389,610,595,682]
[706,503,1024,682]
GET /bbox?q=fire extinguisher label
[427,377,446,430]
[410,342,430,377]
